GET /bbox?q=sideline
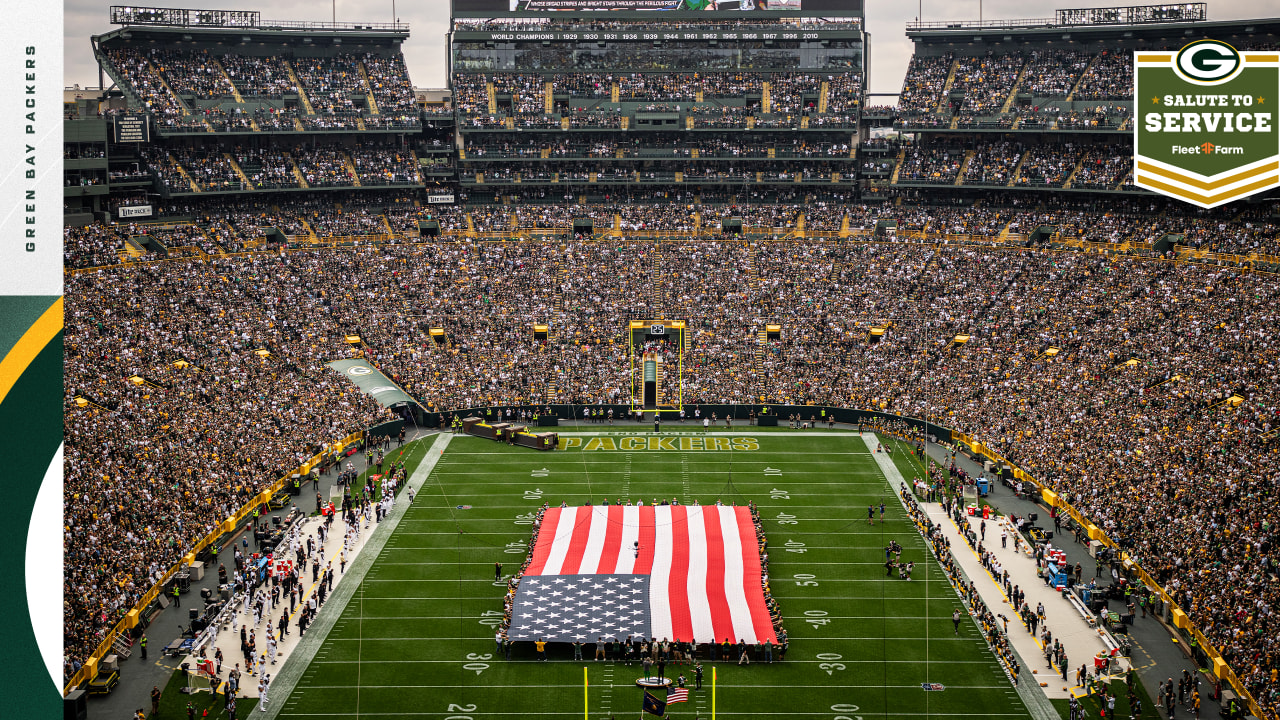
[261,431,453,720]
[861,433,1060,720]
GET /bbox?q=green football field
[276,428,1033,719]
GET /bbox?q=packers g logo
[1174,40,1242,84]
[347,366,372,376]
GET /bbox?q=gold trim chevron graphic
[1135,160,1280,191]
[0,297,63,407]
[1133,173,1279,206]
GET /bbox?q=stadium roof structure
[97,5,409,46]
[906,3,1280,45]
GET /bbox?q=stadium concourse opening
[61,1,1280,720]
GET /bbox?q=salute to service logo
[1135,40,1280,208]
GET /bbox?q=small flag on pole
[642,690,667,716]
[667,688,689,705]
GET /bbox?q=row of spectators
[141,143,422,192]
[453,71,860,113]
[64,190,1280,261]
[490,44,842,72]
[466,161,847,183]
[466,137,853,159]
[894,141,1135,190]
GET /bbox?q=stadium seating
[63,13,1280,718]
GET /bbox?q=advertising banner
[1134,41,1280,208]
[117,205,154,219]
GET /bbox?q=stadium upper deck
[93,7,421,134]
[68,7,455,225]
[450,0,865,202]
[871,4,1280,203]
[896,4,1279,126]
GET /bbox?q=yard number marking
[446,703,477,720]
[816,652,846,675]
[463,653,491,675]
[832,703,864,720]
[804,609,830,628]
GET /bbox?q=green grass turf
[153,665,258,719]
[277,430,1035,719]
[1067,677,1163,720]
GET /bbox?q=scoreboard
[112,114,151,143]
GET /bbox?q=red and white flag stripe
[526,504,775,644]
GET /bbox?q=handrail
[943,427,1264,720]
[63,428,364,695]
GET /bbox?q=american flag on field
[667,688,689,705]
[507,505,776,645]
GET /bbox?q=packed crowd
[452,70,861,116]
[63,258,392,674]
[98,45,422,132]
[896,46,1136,122]
[144,142,425,192]
[893,140,1134,190]
[64,227,1280,717]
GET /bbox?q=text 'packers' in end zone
[556,436,761,451]
[1135,40,1280,208]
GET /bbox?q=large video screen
[455,0,861,11]
[512,0,797,8]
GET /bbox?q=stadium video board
[455,0,859,12]
[515,0,796,8]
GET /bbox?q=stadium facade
[448,0,865,217]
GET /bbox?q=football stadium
[60,2,1278,720]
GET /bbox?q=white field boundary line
[260,432,453,720]
[275,707,1034,712]
[863,432,1059,720]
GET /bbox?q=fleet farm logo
[1135,40,1280,208]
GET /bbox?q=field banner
[1135,41,1280,209]
[327,359,418,409]
[509,505,775,645]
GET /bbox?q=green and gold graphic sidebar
[0,5,66,717]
